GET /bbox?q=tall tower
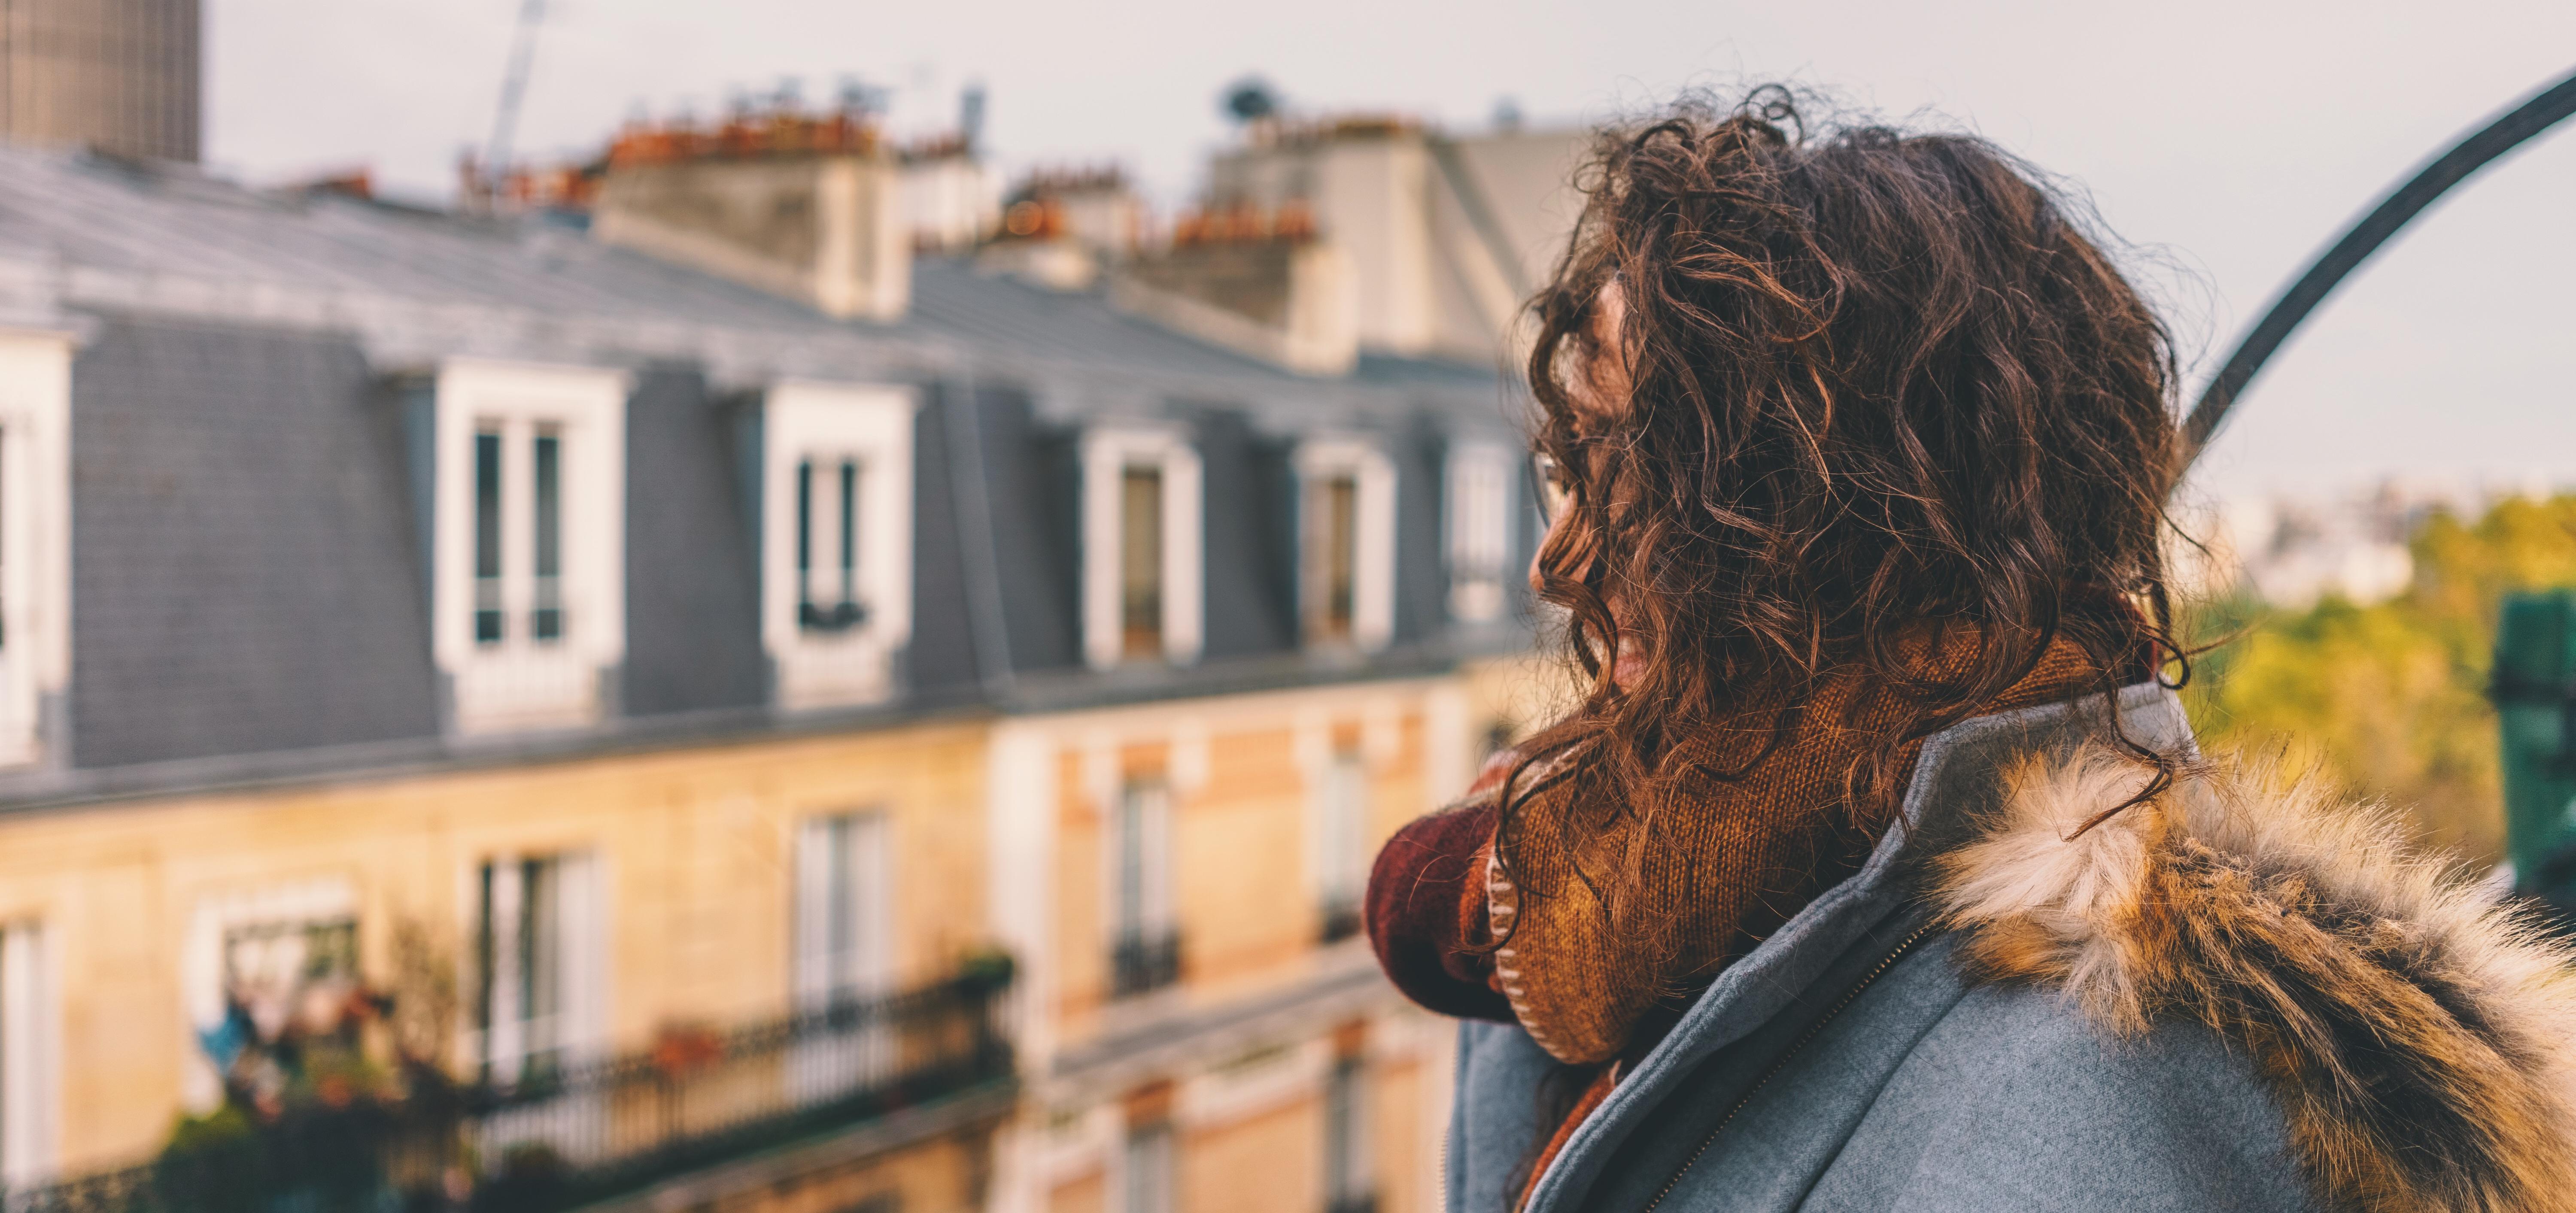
[0,0,200,162]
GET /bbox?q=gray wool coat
[1448,685,2333,1213]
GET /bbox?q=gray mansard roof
[0,146,1536,804]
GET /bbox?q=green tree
[2184,493,2576,865]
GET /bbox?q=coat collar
[1935,739,2576,1213]
[1522,682,2193,1212]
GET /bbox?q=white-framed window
[1082,429,1202,669]
[181,878,358,1115]
[794,812,892,1007]
[792,811,894,1101]
[1295,440,1396,650]
[1445,441,1515,624]
[0,921,55,1187]
[433,359,627,735]
[1322,1049,1373,1213]
[1313,749,1369,943]
[0,332,70,769]
[1108,779,1179,998]
[1120,1118,1176,1213]
[762,382,917,711]
[471,851,606,1086]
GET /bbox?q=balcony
[1111,928,1182,999]
[13,968,1015,1213]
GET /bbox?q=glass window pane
[1121,467,1163,657]
[1117,784,1145,936]
[1312,475,1359,642]
[474,429,504,645]
[839,459,859,608]
[531,431,563,642]
[797,460,816,628]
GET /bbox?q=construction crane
[478,0,548,210]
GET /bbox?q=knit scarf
[1485,637,2121,1066]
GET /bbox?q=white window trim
[432,358,629,735]
[761,382,918,711]
[0,332,70,769]
[1324,1050,1374,1205]
[790,811,897,1104]
[465,850,610,1083]
[1116,1116,1176,1213]
[1309,749,1369,916]
[1081,428,1203,670]
[1443,440,1516,624]
[1295,439,1397,652]
[0,919,56,1186]
[1105,778,1177,944]
[792,810,895,1007]
[181,877,358,1113]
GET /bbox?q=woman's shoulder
[1847,973,2321,1211]
[1921,745,2576,1213]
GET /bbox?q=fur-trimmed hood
[1935,747,2576,1213]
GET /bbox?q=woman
[1367,91,2576,1213]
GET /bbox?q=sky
[204,0,2576,501]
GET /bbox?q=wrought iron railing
[1110,928,1182,999]
[6,969,1014,1213]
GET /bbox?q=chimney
[1204,115,1435,356]
[590,103,910,321]
[1109,204,1358,376]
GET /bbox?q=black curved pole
[2179,67,2576,470]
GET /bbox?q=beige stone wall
[1034,1018,1442,1213]
[1039,684,1435,1032]
[667,1125,996,1213]
[1373,1052,1435,1213]
[1005,678,1478,1213]
[1181,1098,1317,1213]
[0,717,993,1172]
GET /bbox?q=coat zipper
[1638,919,1941,1213]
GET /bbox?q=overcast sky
[204,0,2576,500]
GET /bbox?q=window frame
[1322,1049,1373,1210]
[1294,439,1397,652]
[0,331,71,769]
[432,358,628,735]
[1313,748,1370,942]
[1443,440,1516,624]
[0,919,54,1186]
[761,381,917,712]
[1082,428,1203,670]
[180,878,358,1115]
[1105,776,1181,1000]
[793,810,894,1009]
[470,850,608,1088]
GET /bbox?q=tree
[2184,493,2576,864]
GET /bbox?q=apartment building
[0,126,1548,1213]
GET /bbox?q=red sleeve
[1364,767,1515,1023]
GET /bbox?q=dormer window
[1082,429,1201,669]
[761,382,915,712]
[1295,440,1395,651]
[1444,442,1515,623]
[0,331,69,768]
[433,359,627,735]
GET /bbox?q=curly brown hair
[1504,88,2186,937]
